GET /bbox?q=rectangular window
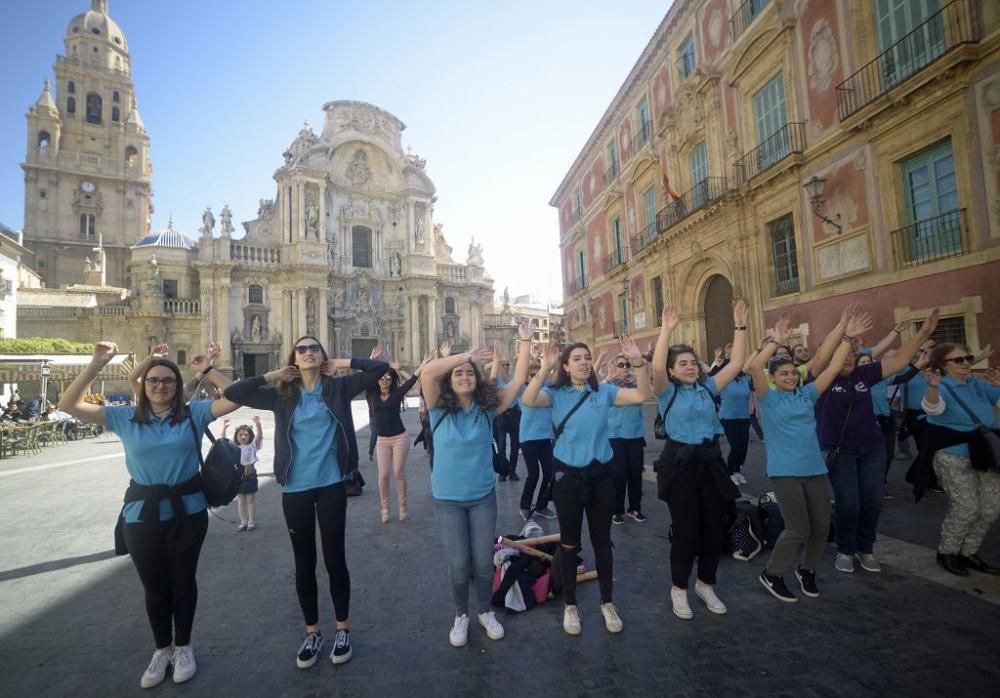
[769,214,799,295]
[642,187,657,230]
[637,99,650,144]
[901,138,961,260]
[79,213,95,240]
[917,315,966,345]
[689,141,709,207]
[574,187,583,220]
[618,293,630,336]
[652,276,664,326]
[875,0,944,87]
[577,249,586,286]
[611,217,623,265]
[606,140,618,180]
[162,279,178,299]
[352,226,372,268]
[678,35,696,80]
[753,73,788,168]
[176,350,187,366]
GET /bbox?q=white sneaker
[855,552,882,572]
[478,611,505,640]
[449,614,469,647]
[599,602,623,633]
[563,605,582,635]
[670,587,692,620]
[835,553,855,573]
[694,582,728,615]
[171,645,197,684]
[140,647,172,689]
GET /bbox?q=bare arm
[253,415,263,448]
[129,343,169,399]
[58,341,116,425]
[711,300,749,391]
[220,419,230,438]
[419,346,494,409]
[498,321,534,413]
[750,317,788,398]
[613,336,653,405]
[806,304,855,375]
[880,309,939,378]
[521,341,558,408]
[814,312,874,394]
[869,320,909,359]
[651,304,679,395]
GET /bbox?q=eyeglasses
[616,362,631,369]
[501,362,510,367]
[295,344,322,355]
[945,355,975,365]
[378,375,393,381]
[145,377,177,387]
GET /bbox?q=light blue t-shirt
[929,377,1000,457]
[719,374,751,420]
[543,383,620,466]
[903,372,929,413]
[656,377,723,444]
[430,405,497,501]
[607,402,645,440]
[871,368,911,418]
[105,400,213,523]
[758,383,826,477]
[284,382,341,492]
[518,386,554,442]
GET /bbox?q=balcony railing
[733,123,805,187]
[890,208,968,268]
[631,221,658,254]
[603,161,620,185]
[656,177,729,234]
[729,0,772,44]
[604,248,626,274]
[612,320,629,338]
[163,298,200,315]
[836,0,978,121]
[230,242,280,266]
[567,276,587,295]
[631,121,652,154]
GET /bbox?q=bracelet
[631,361,646,368]
[734,326,747,331]
[517,338,531,343]
[842,334,858,344]
[767,338,780,346]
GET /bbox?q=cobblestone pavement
[0,403,997,697]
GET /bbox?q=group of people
[55,297,999,688]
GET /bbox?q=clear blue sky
[2,0,670,303]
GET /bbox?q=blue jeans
[826,444,886,555]
[434,491,497,616]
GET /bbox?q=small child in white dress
[223,415,263,531]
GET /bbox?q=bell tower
[21,0,152,288]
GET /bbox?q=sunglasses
[945,355,975,365]
[145,377,177,387]
[295,344,323,355]
[378,375,393,381]
[616,362,631,369]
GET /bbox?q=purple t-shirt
[815,361,884,449]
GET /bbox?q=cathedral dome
[132,218,197,250]
[67,2,128,51]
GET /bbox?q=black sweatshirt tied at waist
[653,437,740,502]
[553,458,613,505]
[122,473,204,524]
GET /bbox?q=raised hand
[439,342,452,358]
[620,335,644,361]
[517,318,533,341]
[370,344,385,360]
[469,346,494,364]
[206,341,221,362]
[594,348,608,374]
[917,308,940,338]
[389,360,401,371]
[662,304,679,331]
[773,312,792,345]
[423,350,436,363]
[223,419,231,428]
[275,365,301,383]
[319,360,338,377]
[713,347,724,362]
[540,340,561,369]
[924,368,942,388]
[732,299,749,327]
[984,367,1000,387]
[893,319,912,335]
[252,415,262,426]
[188,353,212,373]
[150,343,169,359]
[976,344,994,363]
[92,341,118,368]
[845,311,873,338]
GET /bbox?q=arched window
[37,131,51,148]
[445,297,455,314]
[80,213,95,240]
[85,92,102,124]
[125,145,138,166]
[67,81,75,94]
[352,225,372,268]
[67,97,76,114]
[248,284,264,304]
[111,106,120,122]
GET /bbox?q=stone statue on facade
[502,286,510,309]
[415,218,425,245]
[84,257,93,273]
[305,202,319,238]
[467,237,484,266]
[200,207,215,237]
[306,294,316,335]
[257,199,275,219]
[434,224,454,262]
[388,251,402,277]
[219,205,234,237]
[347,150,372,187]
[251,315,262,343]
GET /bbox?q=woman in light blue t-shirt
[420,321,532,649]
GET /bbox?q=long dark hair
[553,342,599,390]
[436,361,501,413]
[132,358,186,425]
[366,368,400,407]
[277,335,331,403]
[665,344,707,386]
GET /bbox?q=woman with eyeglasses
[522,335,651,637]
[223,337,387,670]
[920,343,1000,576]
[420,321,532,647]
[605,354,648,524]
[58,341,240,688]
[651,302,747,620]
[366,352,433,523]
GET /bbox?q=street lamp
[804,175,843,233]
[39,361,51,413]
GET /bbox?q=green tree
[0,338,95,354]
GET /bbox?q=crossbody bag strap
[431,412,449,435]
[942,383,986,427]
[832,385,855,452]
[553,389,591,443]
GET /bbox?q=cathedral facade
[17,2,494,375]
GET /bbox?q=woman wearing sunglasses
[921,343,1000,576]
[58,341,240,688]
[224,337,387,670]
[605,354,648,525]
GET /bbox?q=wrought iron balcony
[729,0,772,44]
[733,123,805,187]
[890,208,968,268]
[603,161,619,185]
[656,177,729,234]
[567,275,588,295]
[836,0,978,121]
[631,222,659,254]
[631,121,652,154]
[604,248,627,274]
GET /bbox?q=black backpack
[727,499,764,561]
[188,416,243,508]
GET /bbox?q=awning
[0,354,135,383]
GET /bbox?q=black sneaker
[330,629,352,665]
[296,632,323,669]
[627,510,647,523]
[612,514,625,525]
[759,571,798,603]
[509,473,520,481]
[795,567,819,598]
[535,506,557,519]
[519,508,532,521]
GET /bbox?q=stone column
[217,272,231,369]
[428,295,438,350]
[408,295,419,363]
[296,288,307,339]
[317,288,329,350]
[297,183,306,241]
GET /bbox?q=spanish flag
[659,158,680,201]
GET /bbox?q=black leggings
[720,419,751,475]
[611,437,644,515]
[666,464,728,589]
[519,439,554,509]
[124,510,208,649]
[552,468,614,605]
[282,483,350,625]
[496,412,521,475]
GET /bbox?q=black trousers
[749,414,764,442]
[124,510,208,649]
[552,467,614,605]
[610,437,645,515]
[519,439,554,510]
[666,464,728,589]
[879,415,897,480]
[496,411,521,475]
[720,418,751,475]
[282,482,350,625]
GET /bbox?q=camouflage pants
[933,451,1000,556]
